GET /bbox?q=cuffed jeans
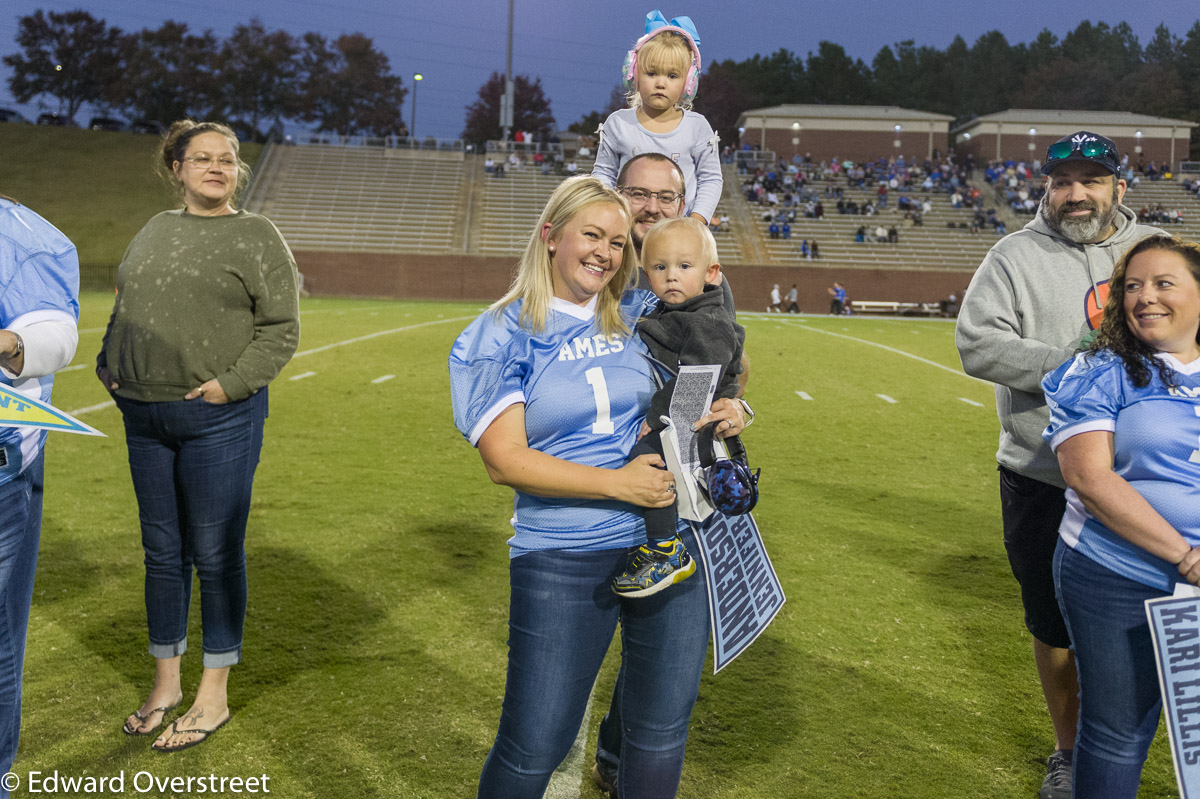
[478,525,710,799]
[116,391,267,669]
[1054,540,1167,799]
[0,451,43,796]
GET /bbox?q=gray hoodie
[955,202,1160,487]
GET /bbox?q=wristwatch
[736,398,755,427]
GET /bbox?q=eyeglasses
[1046,140,1116,163]
[619,186,682,206]
[182,155,239,170]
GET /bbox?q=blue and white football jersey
[0,200,80,485]
[450,290,662,556]
[1044,350,1200,590]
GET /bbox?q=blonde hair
[641,216,719,268]
[490,176,636,338]
[628,31,695,112]
[158,119,251,203]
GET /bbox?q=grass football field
[18,295,1178,798]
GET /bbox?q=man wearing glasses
[616,153,688,258]
[956,131,1161,799]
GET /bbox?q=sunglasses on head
[1046,140,1116,162]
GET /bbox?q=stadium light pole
[411,73,423,143]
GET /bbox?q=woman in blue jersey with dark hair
[1044,234,1200,798]
[449,175,745,799]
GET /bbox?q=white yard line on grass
[544,687,596,799]
[68,316,472,416]
[69,400,115,416]
[958,397,985,407]
[371,375,396,384]
[59,364,89,372]
[783,322,988,384]
[795,390,813,400]
[292,316,476,358]
[877,394,898,404]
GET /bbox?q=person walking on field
[785,284,799,313]
[769,283,782,312]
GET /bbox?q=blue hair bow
[644,9,701,46]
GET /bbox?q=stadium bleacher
[248,145,466,254]
[245,141,1200,274]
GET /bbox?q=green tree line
[4,10,408,138]
[692,21,1200,149]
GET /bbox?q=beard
[1045,185,1121,244]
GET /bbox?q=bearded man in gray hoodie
[956,131,1161,799]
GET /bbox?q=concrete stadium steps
[255,147,466,253]
[1122,177,1200,241]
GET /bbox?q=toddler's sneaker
[612,537,695,598]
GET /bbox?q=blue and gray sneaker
[612,537,696,598]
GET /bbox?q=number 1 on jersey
[585,366,614,434]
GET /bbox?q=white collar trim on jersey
[1155,351,1200,375]
[550,294,598,321]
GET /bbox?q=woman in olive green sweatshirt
[96,120,299,753]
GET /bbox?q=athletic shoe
[1039,749,1072,799]
[591,760,618,797]
[611,537,696,598]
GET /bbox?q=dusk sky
[2,0,1198,139]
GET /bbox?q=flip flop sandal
[151,717,230,753]
[122,701,181,736]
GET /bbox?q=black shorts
[999,465,1071,649]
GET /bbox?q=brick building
[735,105,954,163]
[952,109,1194,170]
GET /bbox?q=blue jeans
[1054,540,1167,799]
[116,391,267,668]
[478,525,710,799]
[0,451,43,794]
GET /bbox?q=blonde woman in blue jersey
[449,175,745,799]
[1044,235,1200,798]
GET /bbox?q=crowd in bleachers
[484,152,580,178]
[1135,204,1186,225]
[743,150,1025,241]
[985,160,1047,217]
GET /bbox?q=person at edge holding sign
[610,216,746,599]
[0,196,79,799]
[449,176,746,799]
[957,131,1161,799]
[1043,235,1200,799]
[592,9,722,225]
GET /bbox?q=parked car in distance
[36,112,75,127]
[0,108,30,124]
[130,119,164,135]
[88,116,128,132]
